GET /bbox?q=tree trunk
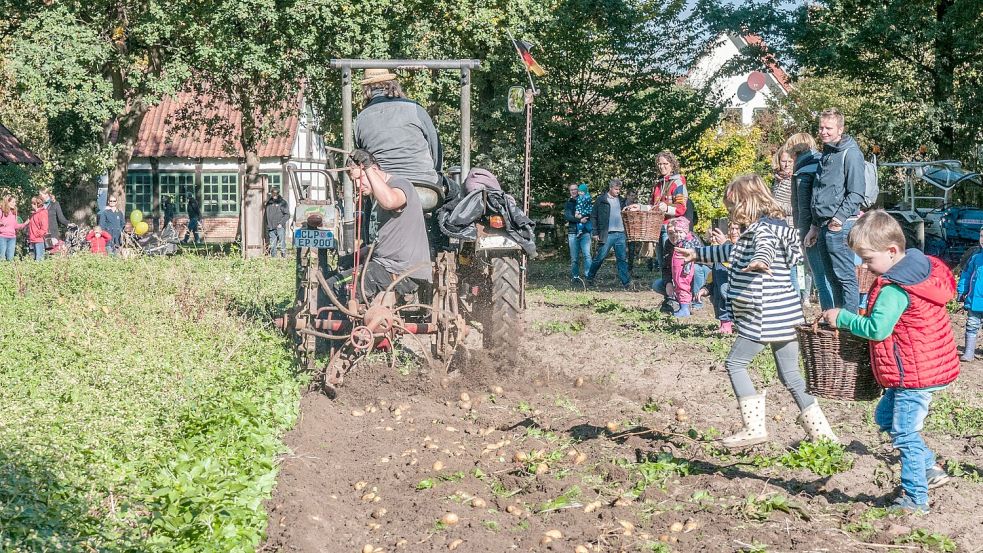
[239,96,265,258]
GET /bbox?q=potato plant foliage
[0,255,298,551]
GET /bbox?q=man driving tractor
[355,69,442,187]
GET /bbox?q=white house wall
[689,34,785,125]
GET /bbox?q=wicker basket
[857,265,876,294]
[796,320,881,401]
[625,210,664,241]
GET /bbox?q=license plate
[477,235,520,250]
[293,228,335,249]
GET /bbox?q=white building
[688,33,791,125]
[127,92,331,241]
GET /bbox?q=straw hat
[360,68,398,85]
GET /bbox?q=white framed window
[159,173,196,214]
[261,172,283,194]
[202,173,239,216]
[125,172,153,215]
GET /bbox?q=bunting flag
[512,39,546,77]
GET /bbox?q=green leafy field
[0,255,299,551]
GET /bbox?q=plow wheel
[485,255,521,352]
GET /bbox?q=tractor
[274,59,529,396]
[882,160,983,266]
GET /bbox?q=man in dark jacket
[804,108,865,313]
[264,187,290,257]
[97,196,125,253]
[161,195,176,229]
[586,178,631,289]
[40,188,72,241]
[182,195,202,244]
[355,69,441,187]
[564,183,591,283]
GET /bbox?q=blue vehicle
[883,160,983,266]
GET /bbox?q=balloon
[130,209,143,225]
[747,71,766,92]
[135,221,149,236]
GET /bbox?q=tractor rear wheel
[485,255,522,351]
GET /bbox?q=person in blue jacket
[957,227,983,361]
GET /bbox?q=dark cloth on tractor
[437,170,537,258]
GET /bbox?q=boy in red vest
[822,210,959,514]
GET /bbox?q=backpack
[842,152,879,209]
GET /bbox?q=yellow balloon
[130,209,143,225]
[135,221,149,236]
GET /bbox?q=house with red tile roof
[688,33,791,126]
[127,92,330,242]
[0,123,42,166]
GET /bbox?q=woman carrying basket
[677,175,838,448]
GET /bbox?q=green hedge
[0,255,299,551]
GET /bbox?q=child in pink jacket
[668,217,705,317]
[17,196,48,261]
[652,217,708,317]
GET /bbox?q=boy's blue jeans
[31,242,45,261]
[875,387,936,506]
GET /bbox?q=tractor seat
[411,181,444,213]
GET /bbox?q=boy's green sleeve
[835,284,909,341]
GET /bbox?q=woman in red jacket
[17,196,48,261]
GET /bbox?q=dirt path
[264,264,983,553]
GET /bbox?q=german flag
[512,39,546,77]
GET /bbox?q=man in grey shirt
[343,149,432,300]
[355,69,441,186]
[586,178,632,289]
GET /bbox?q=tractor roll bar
[330,59,482,222]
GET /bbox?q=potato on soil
[576,546,590,553]
[575,377,585,387]
[432,460,445,471]
[605,421,619,432]
[506,505,522,516]
[669,521,684,533]
[459,392,471,402]
[471,497,487,508]
[441,512,459,526]
[489,385,504,395]
[371,508,387,519]
[540,529,563,545]
[448,539,463,550]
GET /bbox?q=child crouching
[678,175,837,447]
[823,210,959,513]
[653,217,708,317]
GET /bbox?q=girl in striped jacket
[677,175,838,448]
